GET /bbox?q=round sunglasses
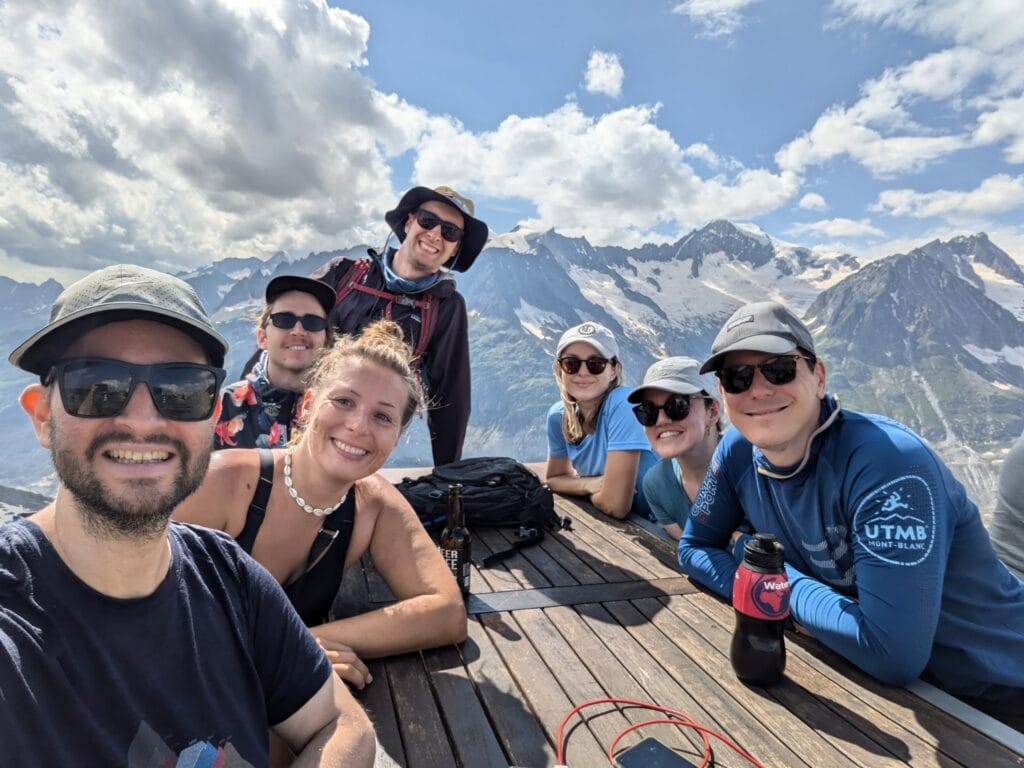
[557,356,610,376]
[717,354,813,394]
[632,393,711,427]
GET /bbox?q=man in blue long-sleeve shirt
[679,300,1024,729]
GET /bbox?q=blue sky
[1,0,1023,283]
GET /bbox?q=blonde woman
[175,320,467,690]
[544,322,658,519]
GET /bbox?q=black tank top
[238,449,356,626]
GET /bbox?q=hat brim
[699,335,798,374]
[627,378,706,403]
[384,187,489,272]
[10,305,228,377]
[266,275,335,316]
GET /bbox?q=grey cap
[628,356,718,403]
[556,321,618,360]
[10,263,228,377]
[700,301,815,374]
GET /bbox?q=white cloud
[584,51,624,99]
[873,174,1024,220]
[673,0,764,38]
[414,102,799,246]
[775,47,981,177]
[0,0,438,274]
[798,193,828,211]
[789,218,883,238]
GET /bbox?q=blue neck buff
[378,247,444,294]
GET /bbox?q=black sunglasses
[414,209,464,242]
[46,357,226,421]
[269,312,329,333]
[558,356,610,376]
[632,393,710,427]
[717,354,812,394]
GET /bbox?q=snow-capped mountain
[0,223,1019,516]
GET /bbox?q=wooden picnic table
[333,490,1024,768]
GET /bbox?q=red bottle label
[733,565,790,620]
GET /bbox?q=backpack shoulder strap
[304,490,357,573]
[333,258,372,308]
[236,448,275,553]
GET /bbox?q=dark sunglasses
[269,312,329,332]
[632,393,710,427]
[717,354,812,394]
[414,209,464,242]
[558,356,610,376]
[46,357,226,421]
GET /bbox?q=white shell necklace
[283,450,348,518]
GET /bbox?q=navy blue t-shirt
[0,519,332,767]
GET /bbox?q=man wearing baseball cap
[312,185,488,466]
[679,300,1024,727]
[627,357,721,540]
[1,264,375,764]
[216,274,335,449]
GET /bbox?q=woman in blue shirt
[627,356,721,539]
[545,322,658,519]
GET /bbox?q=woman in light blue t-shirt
[627,356,721,539]
[545,322,658,519]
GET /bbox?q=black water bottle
[730,533,790,686]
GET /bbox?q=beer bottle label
[440,546,470,591]
[733,566,790,620]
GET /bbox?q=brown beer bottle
[440,483,471,596]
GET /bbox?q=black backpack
[395,457,572,567]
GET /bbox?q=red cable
[554,696,765,768]
[606,717,712,767]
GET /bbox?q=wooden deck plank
[479,611,610,767]
[548,505,655,583]
[356,659,406,767]
[626,595,864,768]
[655,594,916,768]
[463,617,556,768]
[591,598,819,768]
[690,588,1024,768]
[422,645,510,768]
[513,608,645,755]
[385,652,457,768]
[490,526,581,587]
[474,526,552,588]
[469,530,524,593]
[544,604,711,760]
[465,576,698,615]
[564,501,681,580]
[530,527,606,585]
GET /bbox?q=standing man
[679,300,1024,728]
[1,264,375,765]
[216,274,335,449]
[312,186,488,466]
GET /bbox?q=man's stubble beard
[50,424,211,541]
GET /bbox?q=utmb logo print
[855,476,936,566]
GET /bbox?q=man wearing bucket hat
[312,186,488,466]
[216,274,335,449]
[678,299,1024,727]
[627,357,722,539]
[0,264,375,764]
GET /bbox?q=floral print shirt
[214,352,301,450]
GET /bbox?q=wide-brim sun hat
[384,185,489,272]
[628,356,718,403]
[265,275,336,316]
[10,263,228,378]
[555,322,619,360]
[700,301,816,375]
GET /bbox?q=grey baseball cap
[700,301,815,374]
[556,321,618,359]
[628,356,718,403]
[10,263,228,377]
